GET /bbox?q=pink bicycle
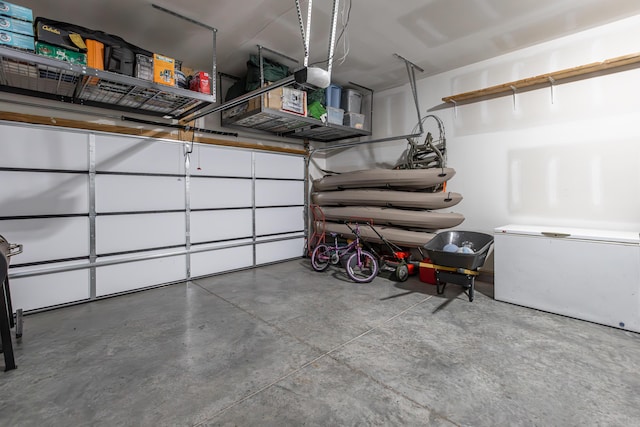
[311,222,379,283]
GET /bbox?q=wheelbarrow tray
[423,230,493,270]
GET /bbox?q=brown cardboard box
[248,96,260,112]
[246,85,306,114]
[181,66,194,78]
[281,87,306,116]
[264,86,283,110]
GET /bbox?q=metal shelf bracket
[548,76,556,104]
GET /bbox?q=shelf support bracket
[151,4,218,103]
[394,53,425,135]
[548,76,556,104]
[451,100,458,118]
[510,85,517,111]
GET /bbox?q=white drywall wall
[324,14,640,235]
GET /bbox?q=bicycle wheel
[345,250,379,283]
[311,244,332,272]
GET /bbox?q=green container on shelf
[36,41,87,66]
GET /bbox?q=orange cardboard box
[153,53,175,86]
[86,39,104,70]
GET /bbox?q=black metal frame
[0,247,16,371]
[435,270,477,302]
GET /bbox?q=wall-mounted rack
[442,52,640,105]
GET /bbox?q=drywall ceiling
[19,0,640,93]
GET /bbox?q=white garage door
[1,122,305,312]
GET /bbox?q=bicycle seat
[329,232,338,237]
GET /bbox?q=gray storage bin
[341,89,362,113]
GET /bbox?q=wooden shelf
[442,52,640,104]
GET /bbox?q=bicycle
[311,222,379,283]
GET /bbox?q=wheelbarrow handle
[416,261,479,276]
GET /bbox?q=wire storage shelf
[0,46,214,119]
[222,105,371,142]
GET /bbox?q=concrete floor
[1,259,640,426]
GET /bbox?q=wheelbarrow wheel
[395,264,409,282]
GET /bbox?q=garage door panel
[254,152,304,179]
[190,177,252,209]
[96,213,186,254]
[11,268,90,311]
[95,135,184,175]
[255,180,304,206]
[190,210,253,243]
[0,217,89,263]
[255,207,304,236]
[96,174,185,212]
[0,171,88,216]
[191,245,254,277]
[0,124,88,170]
[256,238,304,265]
[190,145,252,177]
[96,254,187,296]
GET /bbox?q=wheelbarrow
[418,230,493,302]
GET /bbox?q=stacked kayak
[312,167,463,248]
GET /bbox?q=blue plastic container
[325,84,341,108]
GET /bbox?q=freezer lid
[494,224,640,244]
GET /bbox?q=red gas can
[419,258,437,285]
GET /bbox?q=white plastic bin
[325,106,344,124]
[343,112,365,129]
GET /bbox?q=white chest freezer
[494,225,640,333]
